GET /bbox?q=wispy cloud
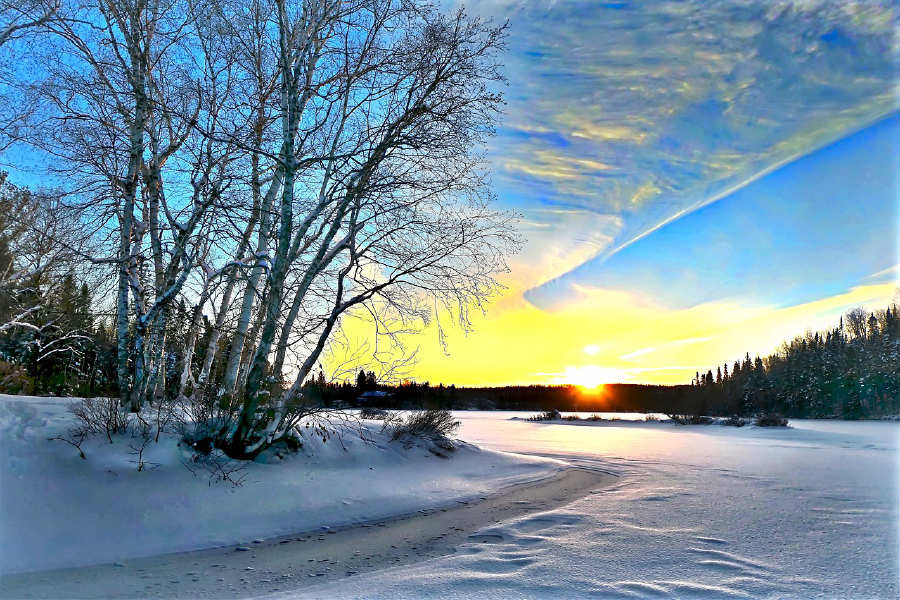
[865,264,900,282]
[619,347,655,361]
[462,0,897,300]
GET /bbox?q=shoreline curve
[0,467,616,599]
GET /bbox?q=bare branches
[6,0,517,460]
[0,0,60,49]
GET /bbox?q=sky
[3,0,897,389]
[374,0,899,387]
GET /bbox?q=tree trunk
[221,169,281,396]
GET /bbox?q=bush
[526,408,561,421]
[587,414,603,421]
[723,415,750,427]
[69,397,136,443]
[644,414,660,422]
[50,397,170,464]
[561,414,580,421]
[387,409,460,442]
[756,413,788,427]
[360,406,389,420]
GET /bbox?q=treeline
[300,375,694,413]
[0,180,235,398]
[682,304,900,419]
[3,182,897,423]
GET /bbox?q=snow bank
[0,398,562,574]
[286,411,899,599]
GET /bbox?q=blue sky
[459,0,898,310]
[526,113,899,311]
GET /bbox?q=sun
[584,344,600,355]
[559,365,624,390]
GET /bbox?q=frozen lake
[300,412,900,599]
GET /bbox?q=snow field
[2,399,897,599]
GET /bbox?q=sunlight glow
[559,365,625,389]
[584,344,600,355]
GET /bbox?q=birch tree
[34,0,254,410]
[11,0,517,459]
[206,1,516,459]
[0,0,61,152]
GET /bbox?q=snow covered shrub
[182,448,249,486]
[587,414,603,421]
[723,415,750,427]
[50,398,169,465]
[755,413,788,427]
[68,396,136,443]
[562,414,581,421]
[644,414,660,421]
[170,391,370,461]
[169,394,230,454]
[668,414,714,425]
[386,409,460,453]
[527,409,562,421]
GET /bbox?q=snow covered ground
[0,396,561,574]
[2,398,897,599]
[290,412,899,599]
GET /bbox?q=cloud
[461,0,898,301]
[620,347,655,361]
[526,114,899,312]
[865,264,900,282]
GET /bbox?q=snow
[280,411,899,599]
[2,399,897,599]
[0,397,561,575]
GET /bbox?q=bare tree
[0,176,80,334]
[10,0,517,460]
[31,0,256,410]
[845,307,870,341]
[212,1,516,459]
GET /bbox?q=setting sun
[557,365,625,389]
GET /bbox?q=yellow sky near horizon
[326,278,897,388]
